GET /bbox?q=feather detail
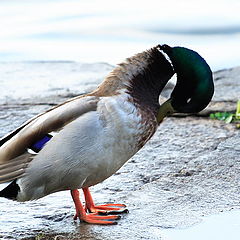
[0,96,98,164]
[0,153,32,183]
[91,46,173,97]
[30,134,53,153]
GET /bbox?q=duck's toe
[87,203,128,215]
[75,212,121,225]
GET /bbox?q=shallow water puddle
[161,210,240,240]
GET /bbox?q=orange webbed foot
[71,189,122,225]
[83,188,128,215]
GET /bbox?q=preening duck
[0,45,214,224]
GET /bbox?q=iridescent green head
[160,44,214,113]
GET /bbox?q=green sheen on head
[160,45,214,113]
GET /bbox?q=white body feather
[17,92,149,201]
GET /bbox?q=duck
[0,44,214,225]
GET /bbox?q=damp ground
[0,62,239,240]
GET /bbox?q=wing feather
[0,152,32,183]
[0,95,99,182]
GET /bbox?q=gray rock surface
[203,67,240,114]
[0,63,239,240]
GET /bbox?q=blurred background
[0,0,240,71]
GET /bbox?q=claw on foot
[83,188,128,214]
[89,203,129,214]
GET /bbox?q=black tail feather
[0,180,20,200]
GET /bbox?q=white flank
[17,92,149,201]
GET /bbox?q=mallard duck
[0,45,214,224]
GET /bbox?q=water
[161,210,240,240]
[0,0,240,70]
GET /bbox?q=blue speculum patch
[30,134,52,153]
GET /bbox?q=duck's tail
[0,180,19,200]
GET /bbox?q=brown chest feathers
[92,46,174,114]
[92,46,174,148]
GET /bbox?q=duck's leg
[71,189,120,225]
[82,187,128,214]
